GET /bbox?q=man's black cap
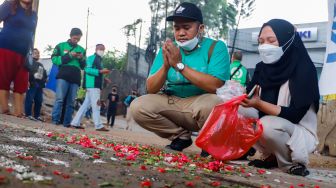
[166,2,203,24]
[70,28,83,36]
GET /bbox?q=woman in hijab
[240,19,320,176]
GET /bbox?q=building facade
[228,22,327,76]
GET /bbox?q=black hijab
[248,19,320,111]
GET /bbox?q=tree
[102,50,127,71]
[144,0,238,69]
[123,19,144,89]
[147,0,237,42]
[230,0,255,59]
[44,44,54,56]
[123,19,143,46]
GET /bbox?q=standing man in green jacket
[70,44,110,131]
[51,28,86,127]
[230,51,249,87]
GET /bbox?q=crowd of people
[1,0,322,177]
[0,0,138,131]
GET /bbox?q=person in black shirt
[106,86,119,127]
[24,48,47,121]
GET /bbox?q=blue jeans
[52,79,79,126]
[24,87,43,118]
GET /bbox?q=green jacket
[83,54,104,89]
[51,40,86,85]
[230,60,249,87]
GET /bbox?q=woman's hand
[241,85,281,116]
[241,85,261,108]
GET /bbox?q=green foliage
[44,44,54,56]
[122,19,143,44]
[148,0,238,41]
[188,0,238,39]
[232,0,255,19]
[102,50,127,71]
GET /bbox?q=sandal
[238,148,256,160]
[1,110,11,115]
[200,150,210,157]
[15,113,25,118]
[248,154,278,169]
[287,163,310,177]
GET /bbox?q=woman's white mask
[258,33,295,64]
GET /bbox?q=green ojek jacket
[51,40,86,85]
[230,60,249,87]
[83,54,104,89]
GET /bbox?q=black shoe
[165,138,192,152]
[248,154,278,169]
[200,150,210,157]
[70,125,85,129]
[35,117,45,122]
[287,163,310,177]
[238,148,256,160]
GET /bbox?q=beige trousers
[239,107,316,169]
[130,93,222,140]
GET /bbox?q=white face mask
[258,44,284,64]
[176,36,199,51]
[97,50,105,57]
[258,33,295,64]
[175,26,201,51]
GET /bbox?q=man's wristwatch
[176,62,185,72]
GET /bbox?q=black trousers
[107,107,117,127]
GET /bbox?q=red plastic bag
[195,95,263,161]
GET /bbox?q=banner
[319,0,336,95]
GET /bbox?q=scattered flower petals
[92,153,100,159]
[211,181,221,187]
[157,167,166,173]
[140,179,152,187]
[53,170,61,175]
[5,167,14,173]
[185,181,194,187]
[257,169,266,174]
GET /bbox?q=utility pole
[136,20,143,90]
[145,1,160,74]
[85,8,90,51]
[164,0,168,40]
[230,2,244,60]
